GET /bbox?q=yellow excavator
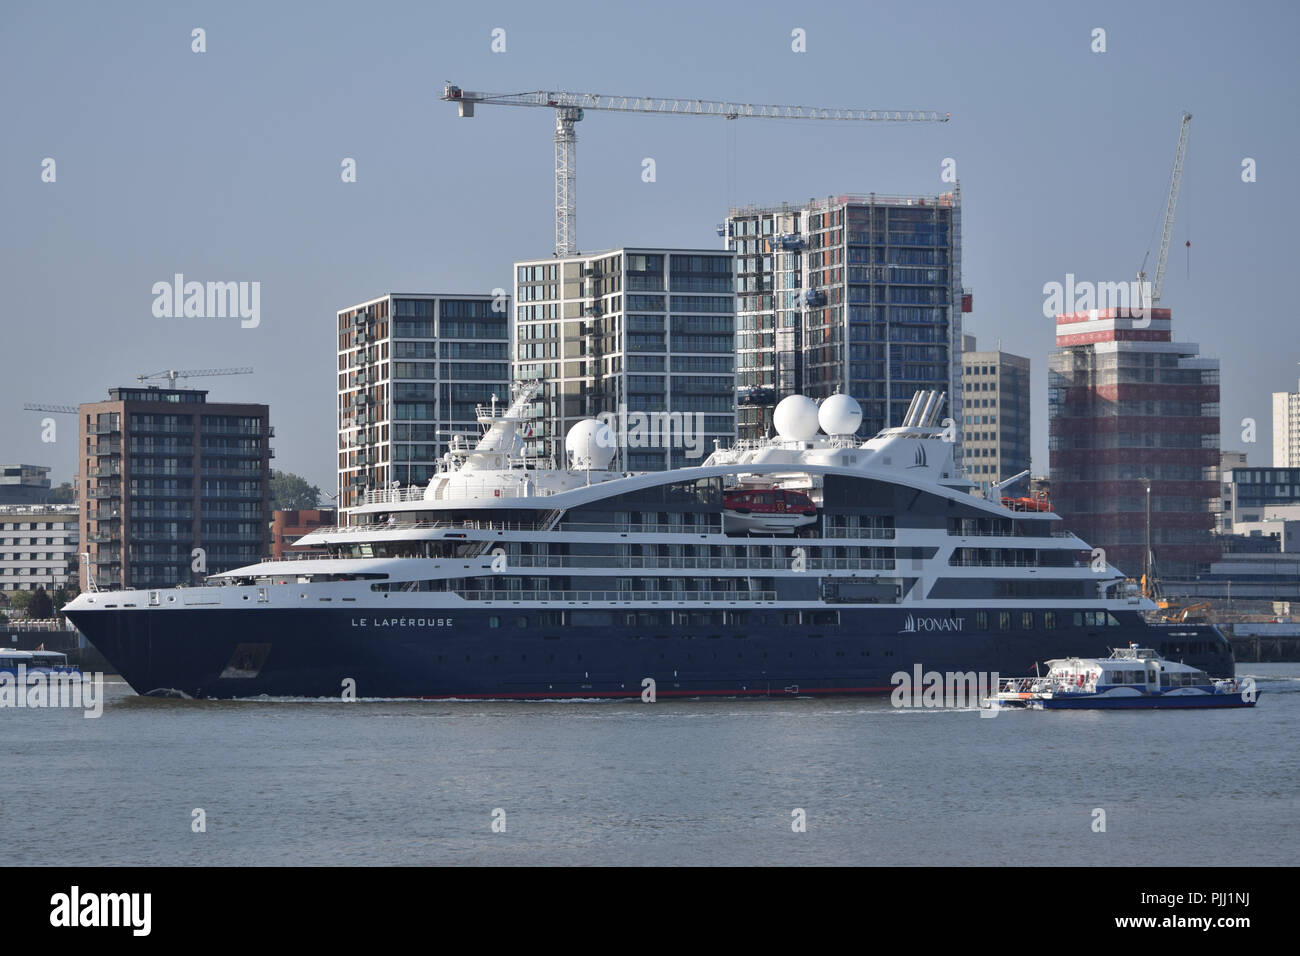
[1140,566,1211,624]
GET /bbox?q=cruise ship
[64,385,1234,699]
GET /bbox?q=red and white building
[1048,307,1220,579]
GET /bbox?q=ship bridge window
[1074,611,1120,628]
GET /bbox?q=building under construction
[1048,308,1220,579]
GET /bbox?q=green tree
[28,588,54,620]
[52,584,80,619]
[9,590,33,614]
[269,470,322,511]
[48,482,76,503]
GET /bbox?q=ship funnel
[902,393,924,428]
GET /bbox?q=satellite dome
[819,393,863,436]
[773,395,820,441]
[565,419,616,470]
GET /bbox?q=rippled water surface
[4,665,1296,865]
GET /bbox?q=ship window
[975,611,988,630]
[1107,613,1120,626]
[1044,611,1057,630]
[489,616,500,628]
[1020,611,1033,630]
[516,616,528,628]
[1072,612,1083,626]
[998,611,1011,630]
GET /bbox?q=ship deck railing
[944,528,1076,538]
[303,519,551,536]
[267,552,897,572]
[507,555,897,571]
[455,589,779,603]
[996,676,1104,695]
[947,557,1050,568]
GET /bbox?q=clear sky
[3,0,1297,493]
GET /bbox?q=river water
[4,665,1296,865]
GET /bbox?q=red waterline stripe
[406,685,900,700]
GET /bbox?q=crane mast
[1140,112,1192,305]
[442,84,950,256]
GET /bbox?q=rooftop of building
[515,247,733,266]
[337,291,507,314]
[99,386,210,403]
[728,191,959,217]
[962,348,1031,365]
[0,503,78,515]
[0,465,51,482]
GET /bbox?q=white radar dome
[818,393,863,436]
[773,395,821,441]
[565,419,616,470]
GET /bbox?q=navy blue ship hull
[1037,692,1256,710]
[66,605,1236,700]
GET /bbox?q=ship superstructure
[65,387,1234,699]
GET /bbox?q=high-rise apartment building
[1048,307,1220,578]
[78,386,272,590]
[337,293,511,513]
[513,249,736,471]
[1272,377,1300,466]
[723,191,963,440]
[960,341,1031,495]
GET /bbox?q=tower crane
[135,366,254,386]
[441,84,950,257]
[22,368,254,415]
[1138,112,1192,305]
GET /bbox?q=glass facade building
[514,248,736,472]
[1227,467,1300,519]
[724,191,963,441]
[337,293,511,514]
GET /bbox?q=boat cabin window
[1163,670,1208,688]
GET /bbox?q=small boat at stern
[990,644,1257,710]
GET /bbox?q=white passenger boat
[989,644,1256,710]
